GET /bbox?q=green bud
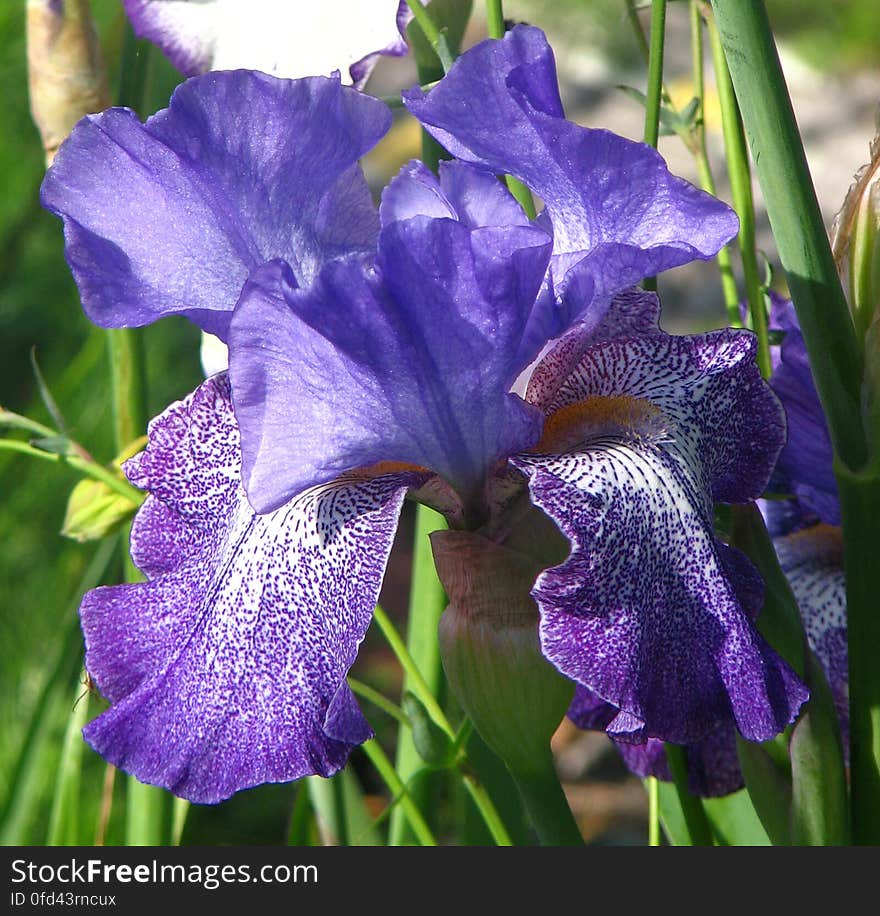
[401,693,455,767]
[27,0,110,165]
[62,476,137,542]
[431,530,574,779]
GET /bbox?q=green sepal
[617,85,700,139]
[401,692,456,767]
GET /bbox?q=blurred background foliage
[1,0,877,844]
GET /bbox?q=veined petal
[774,524,848,742]
[124,1,408,86]
[229,217,550,513]
[544,329,786,504]
[404,25,737,326]
[512,331,804,744]
[81,375,421,803]
[41,71,390,337]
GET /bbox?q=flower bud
[831,119,880,345]
[27,0,110,165]
[432,529,574,778]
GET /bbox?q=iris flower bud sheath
[433,528,573,780]
[27,0,110,165]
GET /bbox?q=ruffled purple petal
[773,524,848,744]
[229,217,550,512]
[124,1,408,86]
[81,375,420,803]
[41,71,390,337]
[405,25,737,329]
[512,331,805,744]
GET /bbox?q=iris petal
[81,375,421,803]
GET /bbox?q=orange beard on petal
[532,395,670,454]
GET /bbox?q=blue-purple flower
[41,26,808,802]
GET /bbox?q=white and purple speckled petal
[544,329,786,505]
[80,375,421,803]
[512,331,803,744]
[41,71,390,337]
[229,217,550,512]
[522,287,662,410]
[124,1,408,86]
[515,442,806,744]
[774,524,848,743]
[405,25,737,323]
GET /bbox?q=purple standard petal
[41,71,390,338]
[405,25,737,330]
[767,297,839,525]
[81,375,421,803]
[380,159,532,230]
[229,217,550,512]
[512,330,806,744]
[124,1,408,86]
[774,524,848,744]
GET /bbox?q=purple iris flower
[580,295,846,796]
[41,27,807,803]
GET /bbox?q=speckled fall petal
[513,329,807,744]
[80,375,420,803]
[40,71,389,337]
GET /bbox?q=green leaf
[703,789,771,845]
[46,687,91,845]
[62,476,138,542]
[789,651,849,844]
[306,768,381,846]
[735,736,792,845]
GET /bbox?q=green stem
[46,688,91,845]
[0,440,144,504]
[641,0,667,294]
[643,0,667,150]
[665,745,714,845]
[647,777,661,846]
[509,759,584,846]
[373,603,452,740]
[486,0,505,38]
[361,739,437,846]
[837,468,880,843]
[689,1,740,323]
[348,677,409,727]
[460,771,515,846]
[706,13,770,375]
[405,0,453,71]
[708,0,864,467]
